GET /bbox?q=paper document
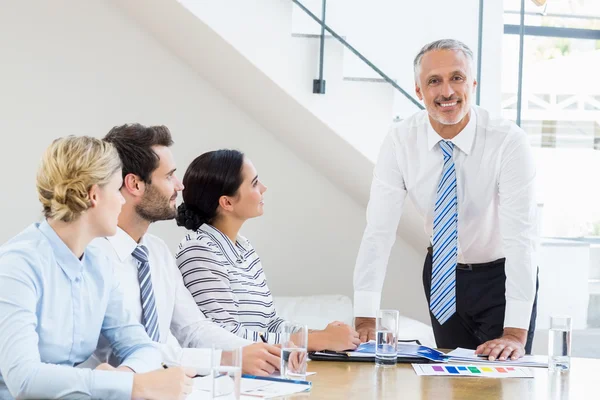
[412,363,534,378]
[239,378,311,398]
[192,375,311,399]
[312,340,446,361]
[445,348,548,368]
[271,371,316,377]
[347,341,447,361]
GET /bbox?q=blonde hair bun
[36,136,122,222]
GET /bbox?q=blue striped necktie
[430,140,458,325]
[132,245,160,342]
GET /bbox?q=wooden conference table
[285,356,599,399]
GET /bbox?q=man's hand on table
[475,327,527,361]
[355,317,376,343]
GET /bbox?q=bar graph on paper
[412,364,534,378]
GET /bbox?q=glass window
[504,0,600,30]
[503,0,600,357]
[502,35,600,237]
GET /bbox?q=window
[502,0,600,356]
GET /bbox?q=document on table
[271,371,317,377]
[238,378,311,398]
[445,348,548,368]
[191,375,312,399]
[313,340,447,362]
[412,364,534,378]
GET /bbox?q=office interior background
[0,0,599,357]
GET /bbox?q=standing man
[90,123,281,376]
[353,39,538,361]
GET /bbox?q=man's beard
[136,183,176,222]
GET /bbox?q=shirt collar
[38,220,84,281]
[106,227,142,262]
[198,223,246,264]
[426,107,477,155]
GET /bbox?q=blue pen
[242,374,312,386]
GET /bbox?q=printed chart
[412,364,534,378]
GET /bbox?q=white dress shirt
[89,228,251,375]
[354,106,538,330]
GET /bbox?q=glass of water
[211,346,242,399]
[376,309,399,367]
[548,315,572,372]
[280,322,308,380]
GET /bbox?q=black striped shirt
[176,224,285,344]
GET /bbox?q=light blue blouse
[0,221,161,399]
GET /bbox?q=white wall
[181,0,504,162]
[0,0,429,323]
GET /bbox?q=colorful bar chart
[412,364,534,378]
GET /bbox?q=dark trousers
[422,252,538,353]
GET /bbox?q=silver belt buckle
[457,263,473,271]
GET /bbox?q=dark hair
[176,149,245,231]
[103,123,174,183]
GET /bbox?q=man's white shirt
[353,106,538,330]
[88,227,251,374]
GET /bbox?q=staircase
[177,0,503,163]
[146,0,501,250]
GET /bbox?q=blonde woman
[0,136,194,400]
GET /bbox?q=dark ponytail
[176,149,245,231]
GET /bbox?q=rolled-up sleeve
[353,131,408,318]
[498,133,538,330]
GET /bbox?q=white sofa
[273,295,436,348]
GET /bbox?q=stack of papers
[352,341,448,362]
[445,348,548,368]
[312,340,448,362]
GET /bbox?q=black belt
[426,246,505,271]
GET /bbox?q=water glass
[548,315,572,372]
[279,322,308,380]
[375,309,399,366]
[211,346,242,399]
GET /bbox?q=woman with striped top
[175,149,360,351]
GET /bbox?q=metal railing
[292,0,424,110]
[293,0,489,114]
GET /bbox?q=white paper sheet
[192,375,311,399]
[445,348,548,368]
[412,363,534,378]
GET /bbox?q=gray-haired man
[353,39,538,360]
